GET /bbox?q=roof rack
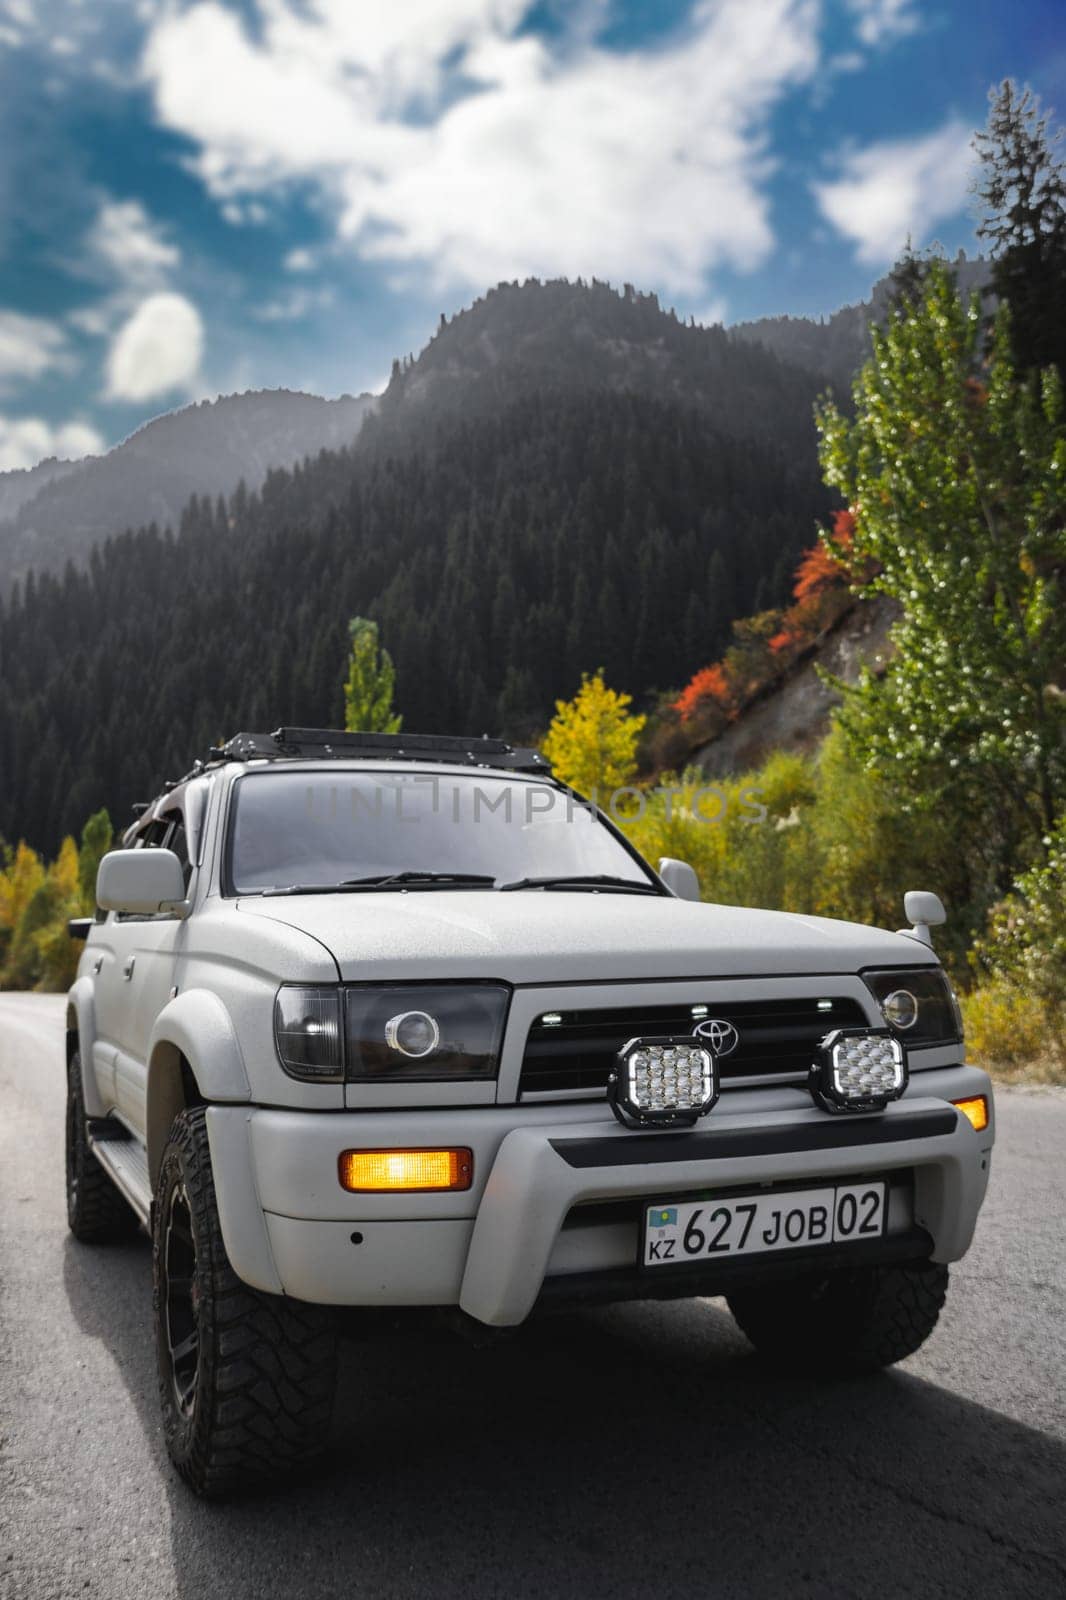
[208,727,552,774]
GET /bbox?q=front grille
[518,996,868,1097]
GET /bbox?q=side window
[116,811,191,918]
[161,811,193,891]
[135,820,170,850]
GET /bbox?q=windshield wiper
[257,871,656,897]
[498,874,660,894]
[259,871,496,897]
[341,871,497,888]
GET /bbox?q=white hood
[237,890,935,984]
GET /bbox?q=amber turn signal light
[952,1095,989,1133]
[338,1148,473,1192]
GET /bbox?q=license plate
[643,1182,887,1267]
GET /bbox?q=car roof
[123,729,557,837]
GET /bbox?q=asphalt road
[1,993,1064,1600]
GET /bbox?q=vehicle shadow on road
[62,1240,1066,1600]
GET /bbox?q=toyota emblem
[693,1018,740,1057]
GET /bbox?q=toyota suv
[65,727,994,1497]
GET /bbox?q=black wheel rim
[163,1181,200,1418]
[65,1086,79,1212]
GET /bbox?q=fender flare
[66,977,106,1118]
[148,989,252,1101]
[146,990,252,1186]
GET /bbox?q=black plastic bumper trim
[536,1227,935,1310]
[550,1106,958,1168]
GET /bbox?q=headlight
[347,984,509,1080]
[275,982,511,1083]
[274,986,344,1082]
[862,967,963,1045]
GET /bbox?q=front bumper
[205,1063,993,1326]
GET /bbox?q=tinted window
[228,770,653,894]
[136,820,170,849]
[162,812,192,890]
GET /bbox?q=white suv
[65,727,994,1497]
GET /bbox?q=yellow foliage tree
[0,842,45,939]
[0,836,84,990]
[51,836,80,902]
[33,835,82,990]
[542,672,646,795]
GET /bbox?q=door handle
[122,956,136,981]
[92,956,103,975]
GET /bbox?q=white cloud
[220,198,269,225]
[813,120,974,266]
[691,299,729,328]
[845,0,920,47]
[87,198,180,296]
[254,286,334,322]
[143,0,821,296]
[826,49,864,74]
[105,292,204,402]
[65,197,184,352]
[88,198,179,289]
[1,0,105,56]
[0,414,104,471]
[283,247,315,273]
[67,305,113,338]
[0,310,71,387]
[0,0,32,32]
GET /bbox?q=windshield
[227,769,657,893]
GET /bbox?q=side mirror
[67,917,93,942]
[658,857,701,902]
[96,849,189,917]
[900,889,946,947]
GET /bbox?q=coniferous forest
[0,282,833,854]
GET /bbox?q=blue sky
[0,0,1062,470]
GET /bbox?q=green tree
[974,80,1066,376]
[972,813,1066,1002]
[817,261,1066,922]
[77,808,112,911]
[886,235,936,310]
[542,671,645,795]
[343,617,402,734]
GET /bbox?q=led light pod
[608,1035,719,1129]
[809,1026,907,1114]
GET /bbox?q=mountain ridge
[0,257,990,594]
[0,388,375,591]
[0,262,995,849]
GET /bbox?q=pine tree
[974,80,1066,375]
[78,809,113,911]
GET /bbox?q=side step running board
[89,1132,152,1229]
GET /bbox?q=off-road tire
[727,1258,950,1373]
[153,1106,337,1498]
[65,1050,139,1242]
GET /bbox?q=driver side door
[111,808,192,1136]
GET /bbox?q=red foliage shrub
[673,662,731,723]
[832,508,856,547]
[793,541,843,602]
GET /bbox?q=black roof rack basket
[211,728,551,774]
